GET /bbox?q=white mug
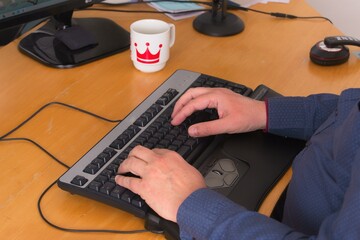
[130,19,175,73]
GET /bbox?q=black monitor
[0,0,130,68]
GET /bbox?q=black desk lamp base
[193,11,245,37]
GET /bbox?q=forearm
[177,188,308,240]
[266,94,338,140]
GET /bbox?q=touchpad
[205,158,246,188]
[198,142,250,196]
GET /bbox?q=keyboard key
[91,158,105,168]
[134,136,147,145]
[148,137,159,146]
[71,175,88,186]
[123,129,137,139]
[143,142,154,149]
[110,139,125,149]
[158,139,171,148]
[83,164,100,174]
[176,135,188,143]
[88,181,102,192]
[172,140,183,148]
[117,134,130,144]
[184,138,198,150]
[101,169,114,179]
[167,88,179,98]
[168,145,178,151]
[100,182,116,195]
[128,125,141,134]
[146,107,158,118]
[94,175,108,184]
[121,190,136,203]
[131,195,145,208]
[97,152,112,162]
[107,164,119,174]
[134,117,148,127]
[103,147,117,158]
[164,134,176,142]
[111,185,126,199]
[150,104,162,113]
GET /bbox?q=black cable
[0,102,151,234]
[0,101,121,140]
[0,137,70,168]
[38,180,150,234]
[91,0,333,24]
[0,136,143,233]
[231,6,333,24]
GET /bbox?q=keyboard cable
[0,101,155,235]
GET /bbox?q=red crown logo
[134,42,163,64]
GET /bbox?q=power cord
[38,181,149,234]
[0,101,121,140]
[92,0,333,24]
[0,102,154,235]
[0,137,70,168]
[230,5,333,24]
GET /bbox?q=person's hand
[115,145,206,223]
[171,87,267,137]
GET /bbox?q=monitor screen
[0,0,94,29]
[0,0,130,68]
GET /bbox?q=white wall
[306,0,360,38]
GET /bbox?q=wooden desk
[0,1,359,239]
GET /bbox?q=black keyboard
[57,70,253,219]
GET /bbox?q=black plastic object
[324,36,360,48]
[310,36,360,66]
[19,17,130,68]
[193,0,244,37]
[160,131,305,239]
[0,25,23,46]
[310,41,350,66]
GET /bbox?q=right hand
[171,87,267,137]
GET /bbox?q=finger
[171,88,212,119]
[171,92,217,126]
[115,175,142,194]
[118,156,147,176]
[188,118,231,137]
[128,145,156,163]
[152,147,180,158]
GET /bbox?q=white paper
[231,0,290,7]
[146,0,205,20]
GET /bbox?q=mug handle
[169,24,175,47]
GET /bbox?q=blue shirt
[177,89,360,239]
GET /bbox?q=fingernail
[115,175,119,182]
[188,126,197,137]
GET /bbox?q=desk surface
[1,1,359,239]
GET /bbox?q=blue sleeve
[177,168,360,240]
[177,188,308,240]
[267,94,338,140]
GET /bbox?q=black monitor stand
[19,11,130,68]
[193,0,244,37]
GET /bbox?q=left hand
[115,145,206,223]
